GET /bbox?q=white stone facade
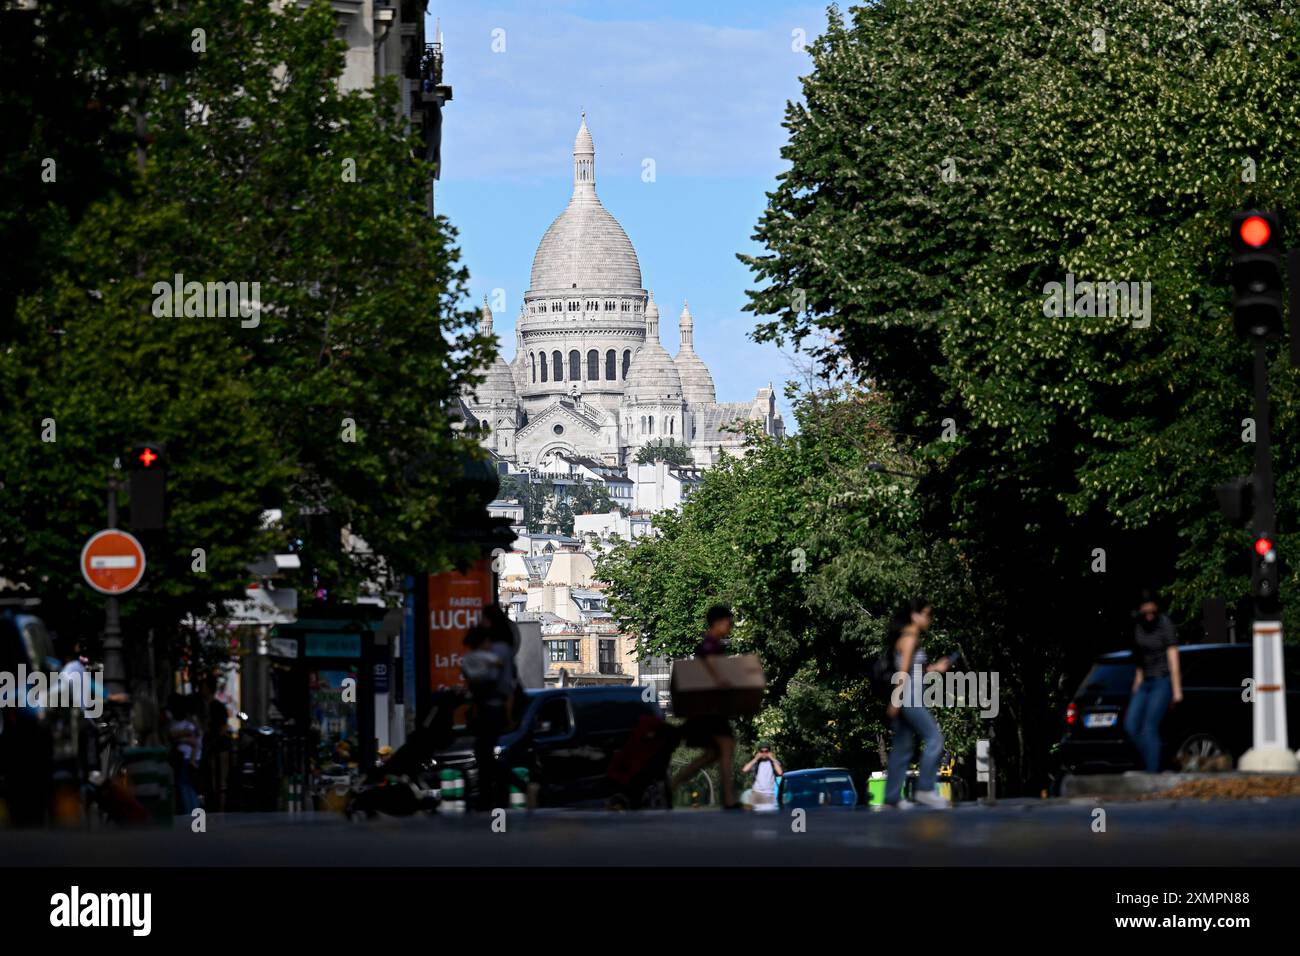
[464,116,785,469]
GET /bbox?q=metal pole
[103,477,127,699]
[1240,339,1298,771]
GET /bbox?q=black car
[1056,643,1300,774]
[429,685,663,808]
[0,606,62,824]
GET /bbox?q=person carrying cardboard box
[669,604,744,809]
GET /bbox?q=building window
[587,349,599,380]
[598,640,619,675]
[668,417,674,435]
[553,424,564,436]
[552,351,563,381]
[648,416,654,435]
[569,350,580,381]
[531,353,536,383]
[622,350,631,378]
[605,349,616,380]
[539,352,548,382]
[569,300,578,311]
[547,640,579,663]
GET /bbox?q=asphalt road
[6,796,1300,866]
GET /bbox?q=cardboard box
[669,654,766,719]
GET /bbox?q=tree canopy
[0,0,490,643]
[736,0,1300,788]
[599,388,982,779]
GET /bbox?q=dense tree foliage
[0,0,196,342]
[0,1,490,645]
[736,0,1300,789]
[600,389,983,781]
[499,474,615,536]
[634,439,694,466]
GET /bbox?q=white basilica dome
[528,116,642,292]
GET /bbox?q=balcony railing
[598,661,623,675]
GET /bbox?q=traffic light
[1230,210,1285,339]
[1215,475,1254,525]
[128,441,166,530]
[447,453,517,553]
[1253,533,1279,602]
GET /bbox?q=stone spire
[479,295,493,336]
[679,300,694,350]
[646,292,661,341]
[673,298,717,404]
[572,112,596,200]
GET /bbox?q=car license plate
[1084,712,1117,728]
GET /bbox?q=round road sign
[80,529,146,595]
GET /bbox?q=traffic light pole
[1240,339,1298,771]
[103,476,127,700]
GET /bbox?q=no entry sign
[81,529,146,595]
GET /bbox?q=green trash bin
[868,771,887,806]
[122,747,174,825]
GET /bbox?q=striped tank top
[894,642,927,708]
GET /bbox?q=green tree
[0,0,489,643]
[0,0,196,341]
[599,388,978,781]
[499,474,552,534]
[740,0,1300,790]
[635,439,694,466]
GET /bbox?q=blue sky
[428,1,833,425]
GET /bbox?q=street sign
[80,529,146,595]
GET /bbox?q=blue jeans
[885,706,944,804]
[175,761,200,815]
[1123,675,1171,772]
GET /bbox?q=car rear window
[1074,661,1134,698]
[1179,646,1251,689]
[782,774,856,805]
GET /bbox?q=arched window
[622,350,631,378]
[569,350,581,380]
[605,349,616,380]
[640,416,645,434]
[648,416,655,435]
[587,349,599,380]
[552,351,564,381]
[668,417,674,435]
[539,352,548,382]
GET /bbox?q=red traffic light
[138,447,158,468]
[1255,535,1274,557]
[1240,215,1272,249]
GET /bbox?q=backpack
[870,640,897,701]
[460,648,501,691]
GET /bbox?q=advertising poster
[427,558,494,690]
